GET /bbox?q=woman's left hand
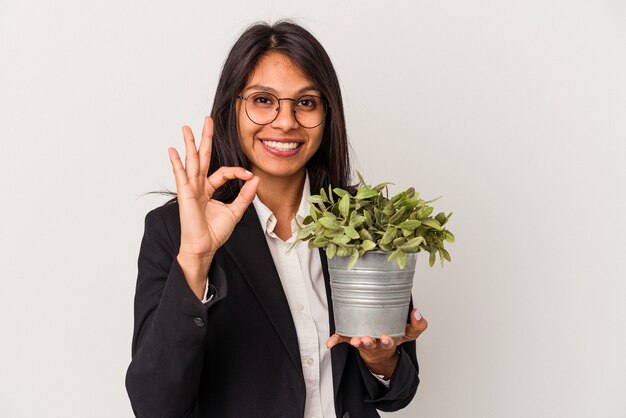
[326,309,428,380]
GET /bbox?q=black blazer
[126,202,419,418]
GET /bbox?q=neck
[255,169,307,241]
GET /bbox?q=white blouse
[251,173,333,418]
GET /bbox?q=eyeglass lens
[244,92,325,128]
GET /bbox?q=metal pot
[327,251,417,338]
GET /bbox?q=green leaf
[397,220,421,230]
[387,249,407,269]
[319,188,328,203]
[378,241,393,252]
[355,188,379,200]
[389,207,407,224]
[393,237,407,247]
[429,251,436,267]
[336,246,351,257]
[296,224,315,240]
[359,229,373,241]
[390,191,406,204]
[343,226,360,240]
[381,228,396,245]
[339,193,350,219]
[421,218,443,231]
[441,247,451,262]
[373,182,394,191]
[399,198,419,210]
[333,187,349,198]
[401,236,425,252]
[364,210,373,227]
[308,195,326,204]
[355,171,367,187]
[347,248,360,270]
[319,217,340,230]
[439,212,452,226]
[418,206,434,218]
[328,185,334,203]
[387,249,400,263]
[398,250,407,269]
[444,231,456,243]
[309,202,321,216]
[326,243,337,259]
[313,236,329,247]
[331,235,351,245]
[349,215,366,228]
[425,195,442,204]
[362,239,376,251]
[382,203,395,216]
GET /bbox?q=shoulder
[145,200,180,226]
[142,200,181,248]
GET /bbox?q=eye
[250,93,277,107]
[296,96,319,110]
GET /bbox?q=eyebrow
[243,84,320,96]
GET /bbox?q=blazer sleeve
[125,207,227,418]
[354,299,420,412]
[356,341,419,412]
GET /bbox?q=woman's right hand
[168,116,259,298]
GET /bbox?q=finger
[398,309,428,344]
[326,333,351,349]
[360,336,376,350]
[182,125,200,178]
[350,337,363,348]
[205,166,255,198]
[228,175,260,222]
[379,335,396,350]
[198,116,213,178]
[168,147,188,191]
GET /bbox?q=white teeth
[262,140,299,151]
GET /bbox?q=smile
[261,140,301,151]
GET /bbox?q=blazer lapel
[223,205,302,373]
[319,249,349,400]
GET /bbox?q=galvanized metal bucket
[328,251,417,338]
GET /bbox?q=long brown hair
[208,20,351,202]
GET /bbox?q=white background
[1,0,625,417]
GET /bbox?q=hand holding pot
[168,116,259,299]
[326,309,428,380]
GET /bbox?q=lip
[257,138,304,157]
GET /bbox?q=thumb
[403,309,428,342]
[229,176,260,222]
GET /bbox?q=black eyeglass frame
[236,92,328,129]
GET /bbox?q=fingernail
[382,339,391,346]
[244,170,252,175]
[414,310,422,321]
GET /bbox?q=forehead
[244,51,316,94]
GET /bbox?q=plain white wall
[1,0,624,417]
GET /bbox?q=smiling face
[236,51,325,184]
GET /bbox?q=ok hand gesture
[168,116,259,298]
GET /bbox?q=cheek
[311,125,325,150]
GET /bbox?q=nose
[271,99,300,131]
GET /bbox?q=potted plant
[295,172,455,338]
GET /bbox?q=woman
[126,21,428,418]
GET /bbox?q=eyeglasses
[237,91,327,129]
